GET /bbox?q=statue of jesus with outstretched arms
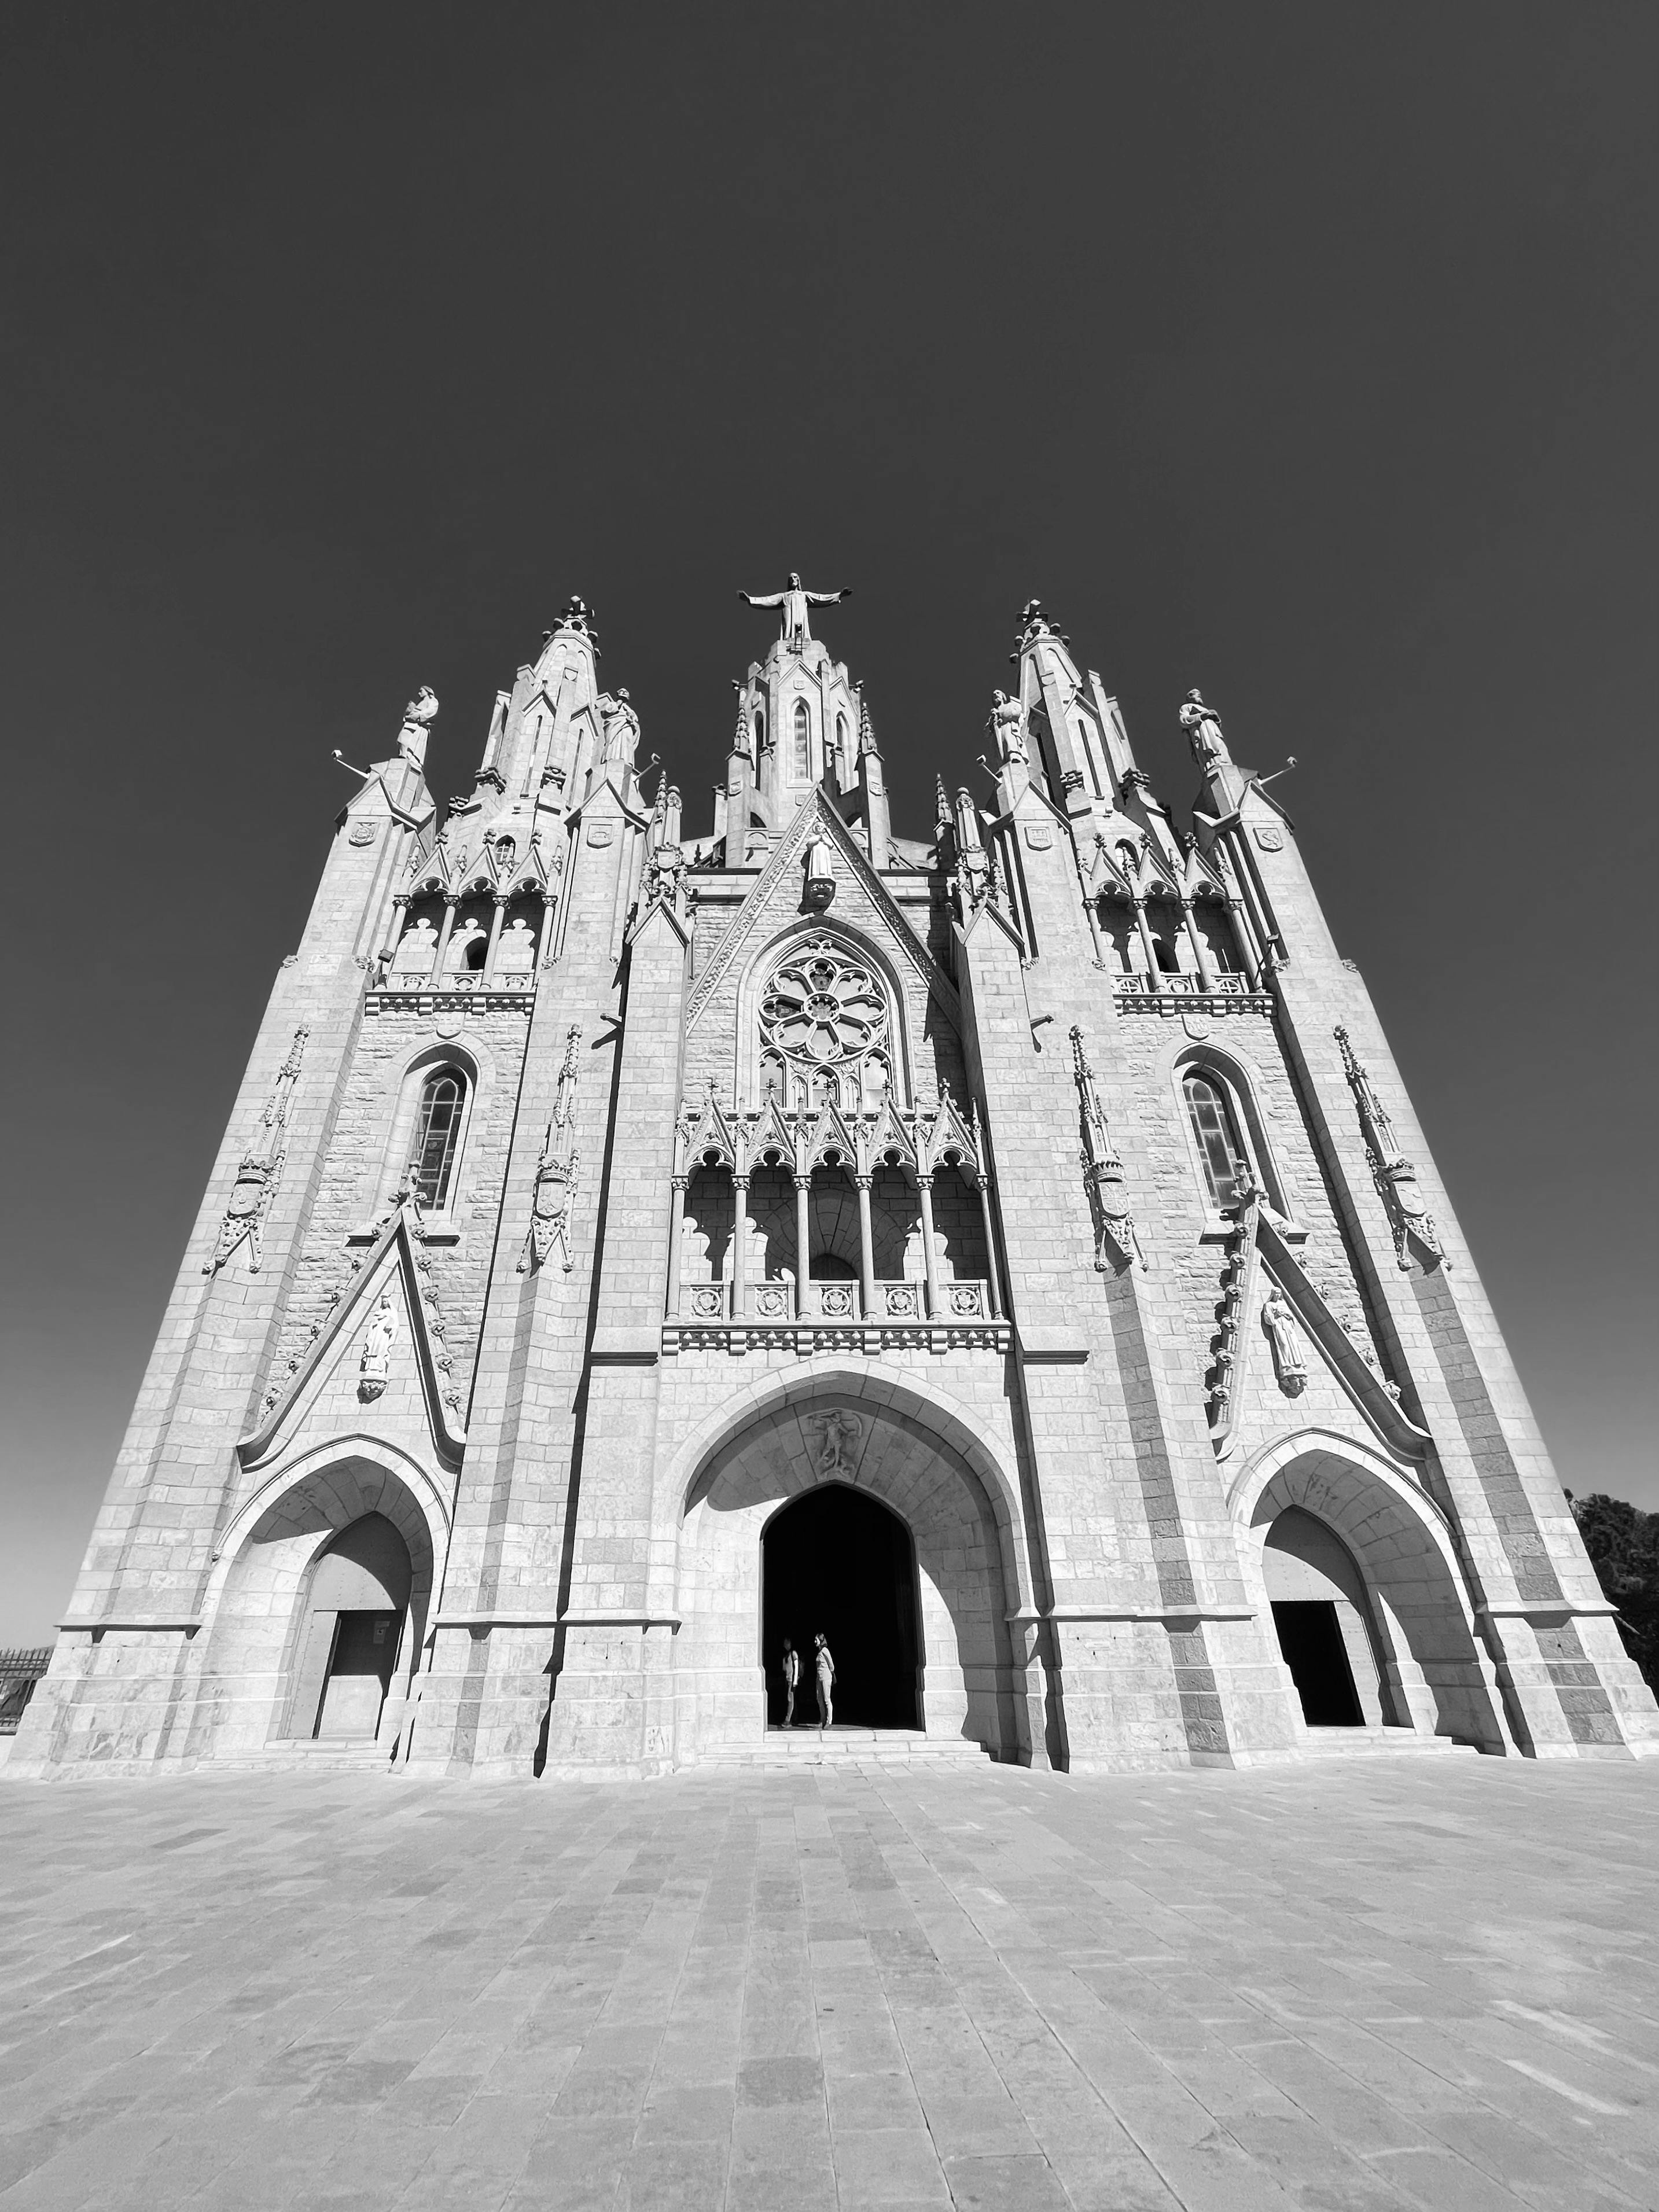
[737,571,851,647]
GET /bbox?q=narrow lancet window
[413,1068,465,1209]
[793,700,811,778]
[1183,1070,1248,1210]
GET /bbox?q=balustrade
[671,1276,991,1328]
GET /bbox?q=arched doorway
[1264,1507,1385,1727]
[762,1485,919,1728]
[285,1513,413,1742]
[675,1383,1025,1762]
[1238,1442,1507,1751]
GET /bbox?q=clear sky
[3,4,1655,1646]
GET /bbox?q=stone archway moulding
[1227,1426,1462,1580]
[203,1433,453,1617]
[665,1358,1034,1613]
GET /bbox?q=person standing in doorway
[814,1632,835,1731]
[779,1637,800,1728]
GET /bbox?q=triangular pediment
[237,1213,465,1474]
[686,787,960,1033]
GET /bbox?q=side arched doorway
[762,1485,919,1728]
[1263,1506,1387,1727]
[286,1513,413,1742]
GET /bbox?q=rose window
[760,941,888,1066]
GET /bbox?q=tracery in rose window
[759,939,889,1070]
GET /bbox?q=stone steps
[1297,1727,1480,1758]
[696,1728,995,1769]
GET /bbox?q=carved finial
[731,682,753,760]
[858,696,879,759]
[554,596,599,651]
[935,775,951,834]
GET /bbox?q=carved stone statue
[811,1408,862,1475]
[358,1294,398,1401]
[988,690,1027,767]
[1260,1283,1307,1396]
[738,573,851,648]
[598,689,641,766]
[1179,689,1231,772]
[398,686,439,771]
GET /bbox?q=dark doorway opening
[762,1484,919,1728]
[1272,1600,1364,1726]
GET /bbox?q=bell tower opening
[762,1485,919,1728]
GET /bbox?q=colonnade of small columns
[381,887,553,988]
[666,1157,1002,1326]
[1085,889,1263,992]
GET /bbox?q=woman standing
[814,1632,835,1731]
[779,1637,800,1728]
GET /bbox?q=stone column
[665,1176,686,1321]
[916,1176,943,1320]
[1131,895,1160,989]
[480,894,509,987]
[794,1173,812,1319]
[731,1175,750,1321]
[1180,899,1215,989]
[977,1175,1003,1319]
[429,895,458,981]
[855,1173,877,1318]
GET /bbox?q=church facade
[17,589,1657,1778]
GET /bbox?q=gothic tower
[17,588,1657,1777]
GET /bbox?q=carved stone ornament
[204,1025,308,1275]
[810,1408,862,1476]
[1253,825,1285,852]
[348,819,378,846]
[358,1294,398,1403]
[1260,1282,1307,1397]
[1070,1027,1146,1271]
[1334,1026,1445,1271]
[519,1025,582,1274]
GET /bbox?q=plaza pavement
[0,1751,1655,2211]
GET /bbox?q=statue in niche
[397,687,439,771]
[811,1409,862,1476]
[988,690,1027,767]
[1260,1283,1307,1396]
[1179,689,1232,772]
[598,690,641,766]
[358,1295,398,1401]
[737,572,852,649]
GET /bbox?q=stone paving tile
[1,1758,1656,2209]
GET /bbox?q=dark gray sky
[4,4,1655,1643]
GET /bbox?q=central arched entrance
[762,1485,919,1728]
[674,1377,1028,1764]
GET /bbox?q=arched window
[413,1067,465,1209]
[792,700,811,778]
[835,711,848,765]
[753,706,765,753]
[1183,1070,1249,1210]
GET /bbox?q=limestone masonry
[18,590,1657,1777]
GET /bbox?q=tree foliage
[1570,1492,1659,1694]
